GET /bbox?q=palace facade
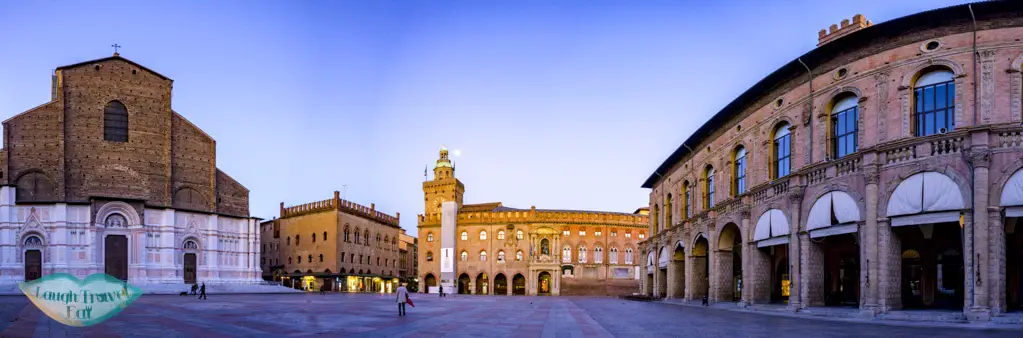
[260,192,406,293]
[417,148,648,296]
[1,54,262,286]
[640,2,1023,321]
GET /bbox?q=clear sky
[0,0,974,236]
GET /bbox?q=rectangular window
[595,231,602,237]
[684,186,691,218]
[626,232,632,238]
[914,81,955,136]
[563,230,570,236]
[579,231,586,236]
[611,231,617,237]
[833,106,859,158]
[706,172,716,208]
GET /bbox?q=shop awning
[658,246,669,269]
[754,209,789,246]
[807,191,861,238]
[1002,169,1023,216]
[886,172,964,226]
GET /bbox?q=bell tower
[423,146,464,215]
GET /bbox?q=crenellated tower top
[818,14,872,47]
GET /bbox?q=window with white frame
[595,246,603,263]
[625,248,634,264]
[610,247,619,264]
[578,247,588,263]
[562,246,571,263]
[460,231,467,241]
[480,231,487,241]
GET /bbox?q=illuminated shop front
[341,275,400,293]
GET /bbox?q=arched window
[595,246,603,264]
[392,238,397,250]
[103,101,129,142]
[497,231,505,240]
[287,237,291,246]
[683,181,692,218]
[480,251,487,261]
[427,232,434,242]
[308,255,313,263]
[652,204,659,231]
[831,95,859,158]
[289,257,292,264]
[341,252,345,262]
[480,231,487,240]
[105,214,127,228]
[324,231,328,241]
[184,240,198,250]
[563,246,571,263]
[296,235,300,245]
[704,166,715,209]
[24,236,42,247]
[354,228,360,244]
[733,146,747,195]
[773,123,792,178]
[364,230,370,246]
[427,251,434,261]
[460,231,468,241]
[319,254,324,262]
[498,251,506,262]
[625,248,634,264]
[516,230,523,240]
[914,69,955,136]
[515,251,523,261]
[298,256,302,263]
[610,247,619,264]
[460,251,468,261]
[376,234,381,247]
[312,233,316,242]
[578,247,588,263]
[344,225,350,242]
[383,236,389,250]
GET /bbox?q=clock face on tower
[433,198,443,210]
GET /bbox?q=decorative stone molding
[788,186,805,203]
[964,148,992,169]
[875,72,890,142]
[980,50,997,124]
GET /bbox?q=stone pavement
[0,293,1020,337]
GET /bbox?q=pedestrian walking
[395,283,409,316]
[319,284,326,295]
[439,285,444,298]
[198,282,207,300]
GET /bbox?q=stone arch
[802,184,866,231]
[14,169,56,202]
[716,222,743,251]
[879,168,972,217]
[994,156,1023,207]
[173,186,209,211]
[95,201,142,228]
[899,58,966,88]
[823,86,864,109]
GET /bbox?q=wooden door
[25,250,41,281]
[105,235,128,281]
[184,253,197,284]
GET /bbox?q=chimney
[818,14,872,47]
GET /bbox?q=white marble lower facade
[0,187,262,285]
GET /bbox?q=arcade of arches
[642,168,1023,320]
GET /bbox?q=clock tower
[423,146,464,215]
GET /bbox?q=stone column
[968,148,992,321]
[990,210,1005,316]
[666,249,679,299]
[802,234,824,307]
[787,187,804,310]
[862,169,881,315]
[740,212,752,307]
[684,242,694,301]
[878,219,901,311]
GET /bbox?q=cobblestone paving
[0,293,1019,337]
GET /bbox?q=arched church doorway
[538,271,552,295]
[23,235,43,282]
[105,235,128,281]
[494,274,508,295]
[513,274,526,295]
[183,239,199,285]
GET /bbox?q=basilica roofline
[56,54,172,81]
[279,191,400,228]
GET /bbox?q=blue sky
[0,0,973,236]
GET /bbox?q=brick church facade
[0,54,262,286]
[641,2,1023,322]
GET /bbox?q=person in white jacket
[395,283,409,316]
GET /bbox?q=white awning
[886,172,965,217]
[754,209,789,242]
[807,191,861,231]
[647,252,654,268]
[658,247,669,268]
[1001,169,1023,207]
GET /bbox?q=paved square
[0,293,1020,337]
